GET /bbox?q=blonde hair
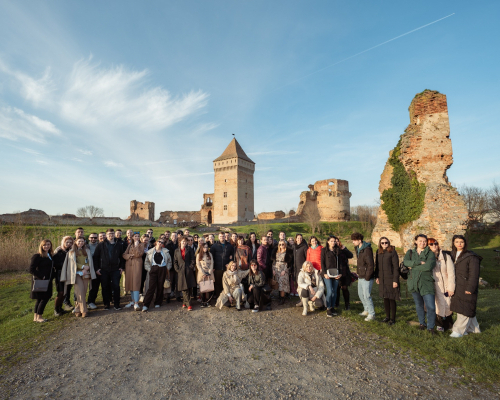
[278,240,287,253]
[301,260,314,272]
[38,239,53,257]
[226,261,237,270]
[60,236,74,250]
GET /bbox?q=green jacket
[403,246,436,296]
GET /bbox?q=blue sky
[0,1,499,219]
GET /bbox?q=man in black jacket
[93,228,125,310]
[210,232,234,299]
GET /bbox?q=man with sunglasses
[142,239,172,311]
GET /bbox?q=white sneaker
[302,308,308,316]
[134,304,141,311]
[364,315,375,321]
[359,311,368,316]
[155,305,160,308]
[139,295,144,303]
[252,306,259,313]
[88,303,97,310]
[72,308,76,314]
[142,306,148,312]
[450,331,463,338]
[124,301,134,308]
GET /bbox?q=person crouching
[297,261,325,316]
[215,261,250,311]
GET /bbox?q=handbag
[163,279,171,289]
[270,278,279,290]
[327,268,339,278]
[32,265,53,293]
[399,250,411,280]
[199,276,214,293]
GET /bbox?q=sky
[0,1,499,219]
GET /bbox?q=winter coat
[60,248,97,294]
[210,242,234,271]
[248,271,266,288]
[173,247,196,291]
[215,269,250,309]
[123,242,147,292]
[355,242,375,280]
[297,269,326,304]
[306,245,323,271]
[235,244,251,270]
[245,240,260,260]
[271,248,293,271]
[403,246,436,296]
[144,247,172,273]
[450,250,481,318]
[257,245,268,272]
[433,250,455,317]
[196,253,214,283]
[293,241,308,280]
[93,239,125,272]
[374,247,400,300]
[52,247,70,290]
[321,246,354,287]
[29,254,54,300]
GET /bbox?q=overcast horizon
[1,1,499,219]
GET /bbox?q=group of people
[29,227,482,338]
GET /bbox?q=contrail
[271,13,455,91]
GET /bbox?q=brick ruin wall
[258,211,286,220]
[129,200,155,221]
[372,90,468,251]
[157,211,202,224]
[295,179,351,221]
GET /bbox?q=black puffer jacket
[293,241,308,279]
[450,250,482,317]
[374,247,400,300]
[320,246,353,287]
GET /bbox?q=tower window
[224,192,227,198]
[224,205,227,211]
[245,193,248,198]
[225,179,227,183]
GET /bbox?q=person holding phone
[428,238,455,332]
[375,237,400,325]
[61,238,96,318]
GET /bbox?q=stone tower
[213,138,255,224]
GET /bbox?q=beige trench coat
[433,250,455,317]
[196,253,214,283]
[123,242,146,292]
[60,249,96,294]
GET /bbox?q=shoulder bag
[399,250,411,280]
[32,263,53,293]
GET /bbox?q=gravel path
[1,299,495,399]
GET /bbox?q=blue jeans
[324,277,339,309]
[131,290,140,303]
[412,292,436,329]
[358,278,375,316]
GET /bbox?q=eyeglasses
[279,244,286,247]
[429,243,439,246]
[158,241,165,245]
[380,242,389,245]
[89,236,97,240]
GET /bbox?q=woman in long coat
[123,232,147,310]
[272,240,292,305]
[174,237,196,310]
[30,239,54,323]
[196,242,214,307]
[428,238,455,331]
[375,237,400,325]
[450,235,481,338]
[292,234,308,304]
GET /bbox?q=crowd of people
[29,227,482,338]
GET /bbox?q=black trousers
[140,266,147,294]
[87,274,101,304]
[34,299,48,315]
[143,266,167,308]
[383,298,397,321]
[64,285,73,304]
[436,314,454,330]
[335,285,350,307]
[214,270,224,299]
[247,286,270,308]
[101,270,121,307]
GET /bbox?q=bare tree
[76,205,105,218]
[458,185,489,225]
[351,205,378,225]
[489,182,500,220]
[302,206,321,234]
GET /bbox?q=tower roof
[213,138,254,164]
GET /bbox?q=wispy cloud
[0,106,61,142]
[104,161,124,168]
[59,57,209,130]
[78,149,93,156]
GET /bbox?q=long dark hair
[451,235,468,253]
[197,243,210,263]
[377,237,394,254]
[326,235,338,251]
[308,236,322,247]
[249,259,259,276]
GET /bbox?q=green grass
[469,231,500,287]
[340,280,500,385]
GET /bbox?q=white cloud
[0,106,61,142]
[78,149,93,155]
[35,159,48,165]
[59,58,209,130]
[104,161,124,168]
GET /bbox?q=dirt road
[1,299,493,399]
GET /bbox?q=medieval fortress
[130,138,352,225]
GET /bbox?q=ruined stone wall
[129,200,155,221]
[296,179,351,221]
[372,90,468,251]
[0,209,50,225]
[158,211,201,224]
[258,211,286,220]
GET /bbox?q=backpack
[399,249,411,280]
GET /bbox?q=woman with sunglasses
[375,237,400,325]
[272,240,292,305]
[450,235,481,338]
[427,238,455,332]
[403,234,437,334]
